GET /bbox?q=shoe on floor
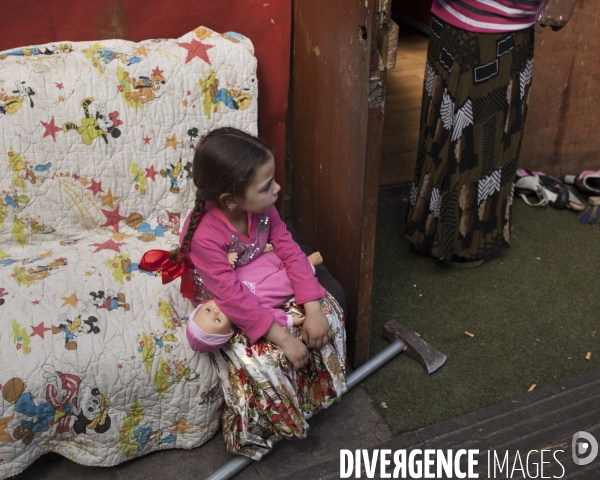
[442,255,484,268]
[514,168,570,209]
[562,170,600,195]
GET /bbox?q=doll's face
[192,299,233,335]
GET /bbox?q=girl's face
[239,155,280,213]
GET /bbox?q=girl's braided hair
[169,127,274,263]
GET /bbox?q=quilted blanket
[0,26,257,478]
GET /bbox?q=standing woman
[406,0,578,267]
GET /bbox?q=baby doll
[186,251,323,352]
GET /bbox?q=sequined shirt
[180,202,326,343]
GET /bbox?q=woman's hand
[264,322,309,369]
[302,300,332,349]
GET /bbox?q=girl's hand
[264,322,309,369]
[302,300,332,349]
[280,335,309,370]
[291,313,305,326]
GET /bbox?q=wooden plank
[520,2,600,177]
[292,0,388,365]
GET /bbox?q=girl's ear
[219,193,240,211]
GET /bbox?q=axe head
[383,321,447,374]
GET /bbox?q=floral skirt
[406,16,535,260]
[212,293,347,460]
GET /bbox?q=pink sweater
[235,250,316,327]
[432,0,542,33]
[181,203,326,342]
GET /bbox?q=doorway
[379,24,428,188]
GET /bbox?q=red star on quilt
[152,66,164,76]
[55,82,64,90]
[89,239,126,253]
[145,165,158,181]
[31,300,41,305]
[87,179,104,196]
[143,136,151,145]
[100,206,126,232]
[178,39,213,65]
[41,117,62,142]
[30,322,52,339]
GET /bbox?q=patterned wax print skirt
[406,16,535,260]
[212,293,346,460]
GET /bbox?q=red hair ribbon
[139,250,195,300]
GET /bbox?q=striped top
[432,0,544,33]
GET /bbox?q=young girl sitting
[143,127,346,459]
[186,250,323,354]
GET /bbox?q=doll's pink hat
[186,303,234,353]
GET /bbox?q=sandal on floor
[514,168,570,209]
[442,255,484,268]
[562,170,600,195]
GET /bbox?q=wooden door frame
[291,0,391,366]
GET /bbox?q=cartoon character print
[0,286,7,306]
[3,192,29,211]
[72,387,111,435]
[0,249,14,267]
[11,319,32,355]
[59,239,81,246]
[118,399,176,457]
[209,78,250,111]
[125,212,168,242]
[122,70,166,105]
[7,148,52,190]
[198,385,221,406]
[62,97,122,147]
[155,358,200,397]
[106,253,155,284]
[159,158,190,194]
[221,31,247,44]
[87,289,131,312]
[157,210,181,237]
[201,70,253,118]
[11,215,55,247]
[0,81,35,117]
[130,159,148,195]
[133,426,176,450]
[2,192,29,228]
[11,257,67,285]
[4,43,72,56]
[52,312,100,350]
[157,298,188,330]
[158,128,197,193]
[84,44,142,74]
[138,331,180,374]
[121,257,157,277]
[98,50,141,66]
[1,370,81,445]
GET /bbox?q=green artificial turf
[363,198,600,435]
